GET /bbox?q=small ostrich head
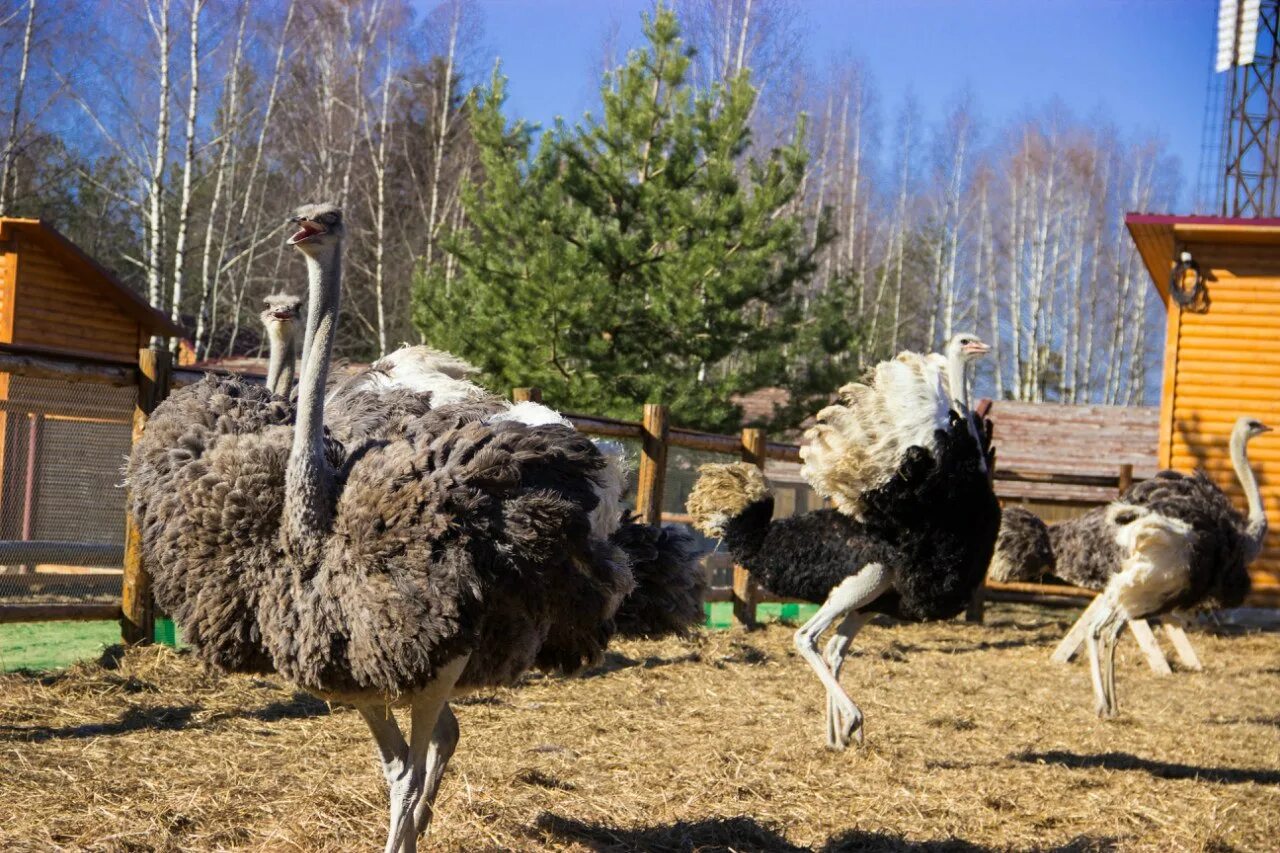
[1237,416,1272,441]
[287,202,343,255]
[259,292,303,336]
[947,332,991,364]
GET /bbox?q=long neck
[266,326,297,397]
[283,245,341,556]
[1231,430,1267,560]
[947,349,970,415]
[949,350,988,474]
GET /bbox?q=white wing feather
[800,350,951,518]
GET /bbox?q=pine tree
[414,6,827,432]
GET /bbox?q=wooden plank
[987,580,1096,599]
[1128,618,1173,675]
[634,403,669,526]
[669,428,741,455]
[121,348,171,645]
[1162,622,1204,671]
[565,414,645,440]
[0,347,136,386]
[0,603,122,624]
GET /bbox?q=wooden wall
[3,230,145,361]
[1162,241,1280,595]
[988,401,1159,506]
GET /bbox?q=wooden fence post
[733,428,766,629]
[513,386,542,403]
[121,348,172,645]
[635,403,669,526]
[1118,463,1134,495]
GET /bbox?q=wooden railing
[0,348,1204,638]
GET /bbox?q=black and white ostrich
[686,336,1000,748]
[988,416,1267,716]
[127,203,704,852]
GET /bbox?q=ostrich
[127,203,704,852]
[260,293,303,397]
[1082,416,1268,717]
[988,416,1268,716]
[800,333,991,518]
[686,339,999,748]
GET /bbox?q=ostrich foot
[824,694,864,750]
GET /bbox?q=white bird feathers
[800,350,952,518]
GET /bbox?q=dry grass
[0,605,1277,852]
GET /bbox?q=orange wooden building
[1127,214,1280,603]
[0,218,180,572]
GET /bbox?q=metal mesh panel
[0,372,135,604]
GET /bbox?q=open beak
[963,340,991,356]
[287,218,325,245]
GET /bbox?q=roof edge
[1,217,185,338]
[1125,212,1280,228]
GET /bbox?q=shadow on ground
[0,691,329,742]
[1013,750,1280,785]
[533,813,1118,852]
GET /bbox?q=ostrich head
[946,332,991,365]
[260,293,303,336]
[287,202,344,256]
[1236,416,1272,442]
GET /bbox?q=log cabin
[0,218,180,578]
[1127,213,1280,605]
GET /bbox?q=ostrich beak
[963,340,991,356]
[287,218,326,245]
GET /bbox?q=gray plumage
[128,202,703,851]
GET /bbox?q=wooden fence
[0,346,1226,641]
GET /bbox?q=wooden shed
[0,218,180,577]
[1126,213,1280,604]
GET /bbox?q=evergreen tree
[414,6,829,432]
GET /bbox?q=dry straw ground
[0,605,1277,852]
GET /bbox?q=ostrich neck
[284,244,340,554]
[948,349,988,474]
[266,327,297,397]
[1231,430,1267,559]
[947,350,970,414]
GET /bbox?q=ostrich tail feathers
[686,462,769,538]
[610,519,706,638]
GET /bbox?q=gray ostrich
[990,416,1269,717]
[260,293,302,397]
[127,203,704,852]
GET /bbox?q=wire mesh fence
[0,372,134,605]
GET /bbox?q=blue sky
[471,0,1215,210]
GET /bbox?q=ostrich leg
[357,707,411,853]
[823,610,873,749]
[411,704,459,840]
[794,564,892,750]
[398,656,469,853]
[1086,602,1125,719]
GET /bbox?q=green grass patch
[3,604,791,672]
[0,618,182,672]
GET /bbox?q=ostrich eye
[320,212,338,225]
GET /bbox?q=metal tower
[1218,0,1280,217]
